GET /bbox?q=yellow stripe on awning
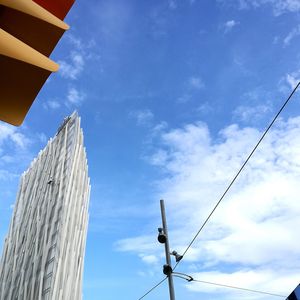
[0,29,59,72]
[0,0,69,30]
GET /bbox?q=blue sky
[1,0,300,299]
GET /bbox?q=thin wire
[137,277,167,300]
[192,279,286,298]
[136,82,300,300]
[173,81,300,270]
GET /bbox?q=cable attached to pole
[173,81,300,270]
[191,278,286,298]
[168,271,286,297]
[136,82,300,300]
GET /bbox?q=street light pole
[159,199,176,300]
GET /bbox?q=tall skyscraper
[0,112,90,300]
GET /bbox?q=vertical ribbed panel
[0,112,90,300]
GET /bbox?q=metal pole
[160,199,176,300]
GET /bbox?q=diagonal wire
[138,277,167,300]
[191,278,286,298]
[173,81,300,270]
[136,82,300,300]
[171,271,286,297]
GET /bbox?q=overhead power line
[136,82,300,300]
[173,81,300,270]
[137,274,287,299]
[192,279,286,298]
[138,277,167,300]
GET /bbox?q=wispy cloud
[129,109,154,126]
[219,0,300,16]
[139,254,159,265]
[0,123,30,149]
[45,34,99,110]
[168,0,196,9]
[233,104,272,123]
[67,87,85,106]
[0,123,38,188]
[224,20,239,33]
[177,94,191,103]
[283,25,300,46]
[188,76,205,90]
[168,0,177,9]
[43,87,86,110]
[187,269,297,299]
[94,1,133,42]
[0,170,18,181]
[0,155,14,164]
[279,68,300,92]
[197,102,213,114]
[177,76,205,103]
[286,73,300,89]
[58,51,85,80]
[117,116,300,297]
[271,0,300,15]
[43,100,61,110]
[149,149,168,166]
[58,34,99,80]
[115,235,157,253]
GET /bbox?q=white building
[0,112,90,300]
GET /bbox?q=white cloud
[1,155,14,163]
[168,0,196,9]
[43,100,61,110]
[197,102,213,114]
[0,170,18,181]
[279,68,300,93]
[151,121,168,135]
[286,73,300,89]
[273,36,279,44]
[283,25,300,46]
[0,123,34,183]
[188,269,296,299]
[37,133,47,144]
[95,1,133,42]
[139,254,159,265]
[272,0,300,15]
[0,123,15,144]
[48,100,60,109]
[178,76,205,103]
[149,149,168,166]
[188,76,205,90]
[57,33,100,81]
[58,51,85,80]
[224,20,239,33]
[0,123,30,149]
[177,94,191,103]
[233,104,271,123]
[149,7,169,39]
[66,34,84,50]
[115,235,157,253]
[67,87,85,106]
[10,133,30,149]
[224,0,300,16]
[168,0,177,9]
[117,116,300,296]
[129,109,154,126]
